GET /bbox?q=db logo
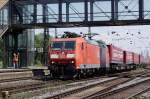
[60,52,66,58]
[62,52,65,54]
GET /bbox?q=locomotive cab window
[51,42,63,50]
[64,41,75,50]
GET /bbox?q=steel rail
[126,86,150,99]
[44,69,150,99]
[85,79,150,99]
[45,77,131,99]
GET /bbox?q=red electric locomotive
[48,37,144,79]
[49,37,110,78]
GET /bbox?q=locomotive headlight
[51,61,55,64]
[67,54,75,58]
[71,61,74,63]
[51,54,59,58]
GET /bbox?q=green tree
[34,33,44,48]
[34,33,43,66]
[34,33,51,66]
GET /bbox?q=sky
[35,25,150,57]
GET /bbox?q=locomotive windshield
[51,41,75,50]
[64,41,75,50]
[51,42,63,50]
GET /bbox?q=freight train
[47,37,150,79]
[32,34,150,79]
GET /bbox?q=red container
[124,51,134,64]
[107,45,124,64]
[133,53,140,64]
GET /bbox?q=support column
[139,0,144,20]
[17,6,23,24]
[33,3,37,23]
[115,0,118,20]
[90,0,94,21]
[88,27,92,39]
[55,28,58,38]
[43,4,49,66]
[0,11,1,25]
[111,0,118,21]
[43,4,48,23]
[84,0,88,21]
[58,0,62,22]
[13,33,18,52]
[43,28,49,66]
[66,2,70,22]
[12,0,23,24]
[3,34,8,68]
[8,0,13,26]
[111,0,115,20]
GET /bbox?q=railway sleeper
[90,79,150,99]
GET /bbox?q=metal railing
[0,25,8,37]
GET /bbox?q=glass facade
[0,7,8,25]
[0,3,35,68]
[22,5,34,24]
[3,29,34,68]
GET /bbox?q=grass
[132,96,150,99]
[0,61,3,68]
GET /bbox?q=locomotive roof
[96,40,107,48]
[86,39,99,46]
[51,37,79,41]
[86,39,107,48]
[51,37,107,48]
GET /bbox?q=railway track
[44,69,150,99]
[46,77,134,99]
[0,79,47,98]
[126,86,150,99]
[29,77,119,99]
[0,72,109,96]
[1,77,119,99]
[85,78,150,99]
[112,69,150,78]
[0,68,149,99]
[83,71,150,99]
